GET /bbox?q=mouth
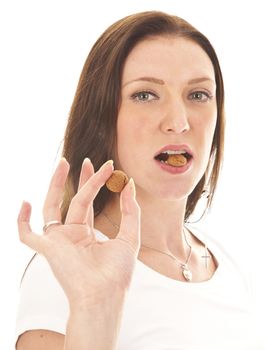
[154,147,193,167]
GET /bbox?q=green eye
[131,90,158,102]
[190,91,212,102]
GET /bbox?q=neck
[95,186,192,260]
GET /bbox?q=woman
[15,11,263,350]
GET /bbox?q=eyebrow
[122,76,215,87]
[123,77,165,87]
[187,77,215,85]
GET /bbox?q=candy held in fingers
[106,170,129,192]
[166,154,187,167]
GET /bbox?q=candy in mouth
[155,152,191,167]
[166,154,187,166]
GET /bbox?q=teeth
[162,150,187,155]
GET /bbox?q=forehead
[122,36,215,83]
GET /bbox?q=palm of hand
[18,158,140,306]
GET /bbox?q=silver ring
[43,220,62,233]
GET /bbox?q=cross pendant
[201,247,211,269]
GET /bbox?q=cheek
[199,113,217,160]
[199,106,217,135]
[117,117,143,145]
[192,108,217,155]
[205,115,217,143]
[116,116,147,167]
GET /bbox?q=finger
[116,178,141,256]
[43,158,70,223]
[77,158,94,227]
[66,160,114,225]
[78,158,94,191]
[18,201,45,254]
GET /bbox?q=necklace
[141,229,193,282]
[101,211,205,282]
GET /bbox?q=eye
[131,90,158,103]
[189,91,213,103]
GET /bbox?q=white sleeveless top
[15,227,264,349]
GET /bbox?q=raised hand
[17,158,141,310]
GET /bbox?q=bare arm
[16,330,64,350]
[64,295,126,350]
[16,297,125,350]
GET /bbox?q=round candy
[106,170,129,192]
[166,154,187,167]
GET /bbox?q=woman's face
[116,36,217,200]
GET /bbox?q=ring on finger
[43,220,62,233]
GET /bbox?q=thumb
[116,178,141,256]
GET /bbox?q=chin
[162,191,190,201]
[145,184,191,202]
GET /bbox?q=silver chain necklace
[101,211,202,282]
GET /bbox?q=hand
[17,158,141,309]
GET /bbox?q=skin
[17,159,140,349]
[97,35,217,266]
[17,35,218,349]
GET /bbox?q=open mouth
[154,150,193,167]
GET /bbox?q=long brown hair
[61,11,225,223]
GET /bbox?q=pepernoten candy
[166,154,187,167]
[106,170,129,192]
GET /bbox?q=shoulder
[188,224,253,294]
[188,224,237,262]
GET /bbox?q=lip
[154,157,193,175]
[154,144,194,158]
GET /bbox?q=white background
[1,0,273,348]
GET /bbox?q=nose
[160,97,190,134]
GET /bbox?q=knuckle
[19,232,26,243]
[79,199,90,208]
[87,180,99,194]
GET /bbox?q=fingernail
[100,159,114,170]
[60,157,69,166]
[19,200,25,212]
[128,178,136,198]
[83,157,90,165]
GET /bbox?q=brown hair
[61,11,225,223]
